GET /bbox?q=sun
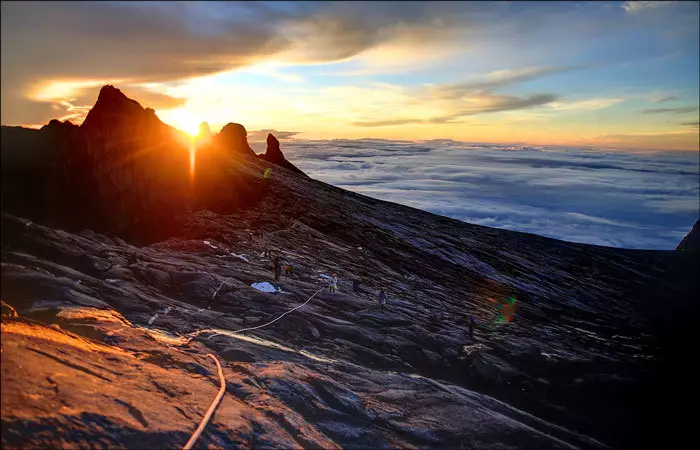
[159,108,201,137]
[180,119,201,138]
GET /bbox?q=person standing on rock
[378,288,387,309]
[468,315,477,340]
[328,273,338,294]
[285,263,293,276]
[274,256,282,281]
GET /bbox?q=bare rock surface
[2,86,698,449]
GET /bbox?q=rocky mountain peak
[677,219,700,250]
[80,85,160,135]
[216,122,256,157]
[266,133,282,158]
[40,119,78,135]
[259,132,306,176]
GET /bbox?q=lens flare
[489,295,517,324]
[189,137,196,182]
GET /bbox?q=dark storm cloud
[279,139,699,250]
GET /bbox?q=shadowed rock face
[217,123,256,158]
[677,219,700,250]
[0,86,267,244]
[40,119,78,135]
[266,133,283,160]
[259,133,306,176]
[2,85,698,449]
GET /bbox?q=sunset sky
[2,1,699,150]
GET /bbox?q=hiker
[274,256,282,281]
[378,288,387,309]
[468,315,477,340]
[285,263,293,276]
[328,273,338,294]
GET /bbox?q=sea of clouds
[250,138,699,250]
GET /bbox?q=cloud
[640,107,698,114]
[3,0,698,137]
[351,119,425,127]
[548,98,625,111]
[247,129,300,141]
[15,80,189,127]
[651,95,680,103]
[0,1,508,126]
[621,1,678,14]
[273,2,484,64]
[352,93,559,127]
[1,2,292,125]
[281,139,699,250]
[239,62,304,83]
[680,121,699,128]
[431,66,582,97]
[593,129,699,150]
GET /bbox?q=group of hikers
[262,245,500,342]
[270,254,389,309]
[272,256,294,281]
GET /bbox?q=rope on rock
[211,278,231,301]
[182,353,226,450]
[185,285,326,343]
[206,277,232,310]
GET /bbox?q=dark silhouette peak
[264,133,284,161]
[97,85,124,101]
[81,85,160,134]
[220,122,247,137]
[217,123,255,157]
[92,85,141,111]
[40,118,78,134]
[259,132,306,176]
[677,219,700,250]
[267,133,280,150]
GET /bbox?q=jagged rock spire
[259,132,306,176]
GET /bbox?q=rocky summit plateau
[1,86,698,450]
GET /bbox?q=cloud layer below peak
[257,138,699,250]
